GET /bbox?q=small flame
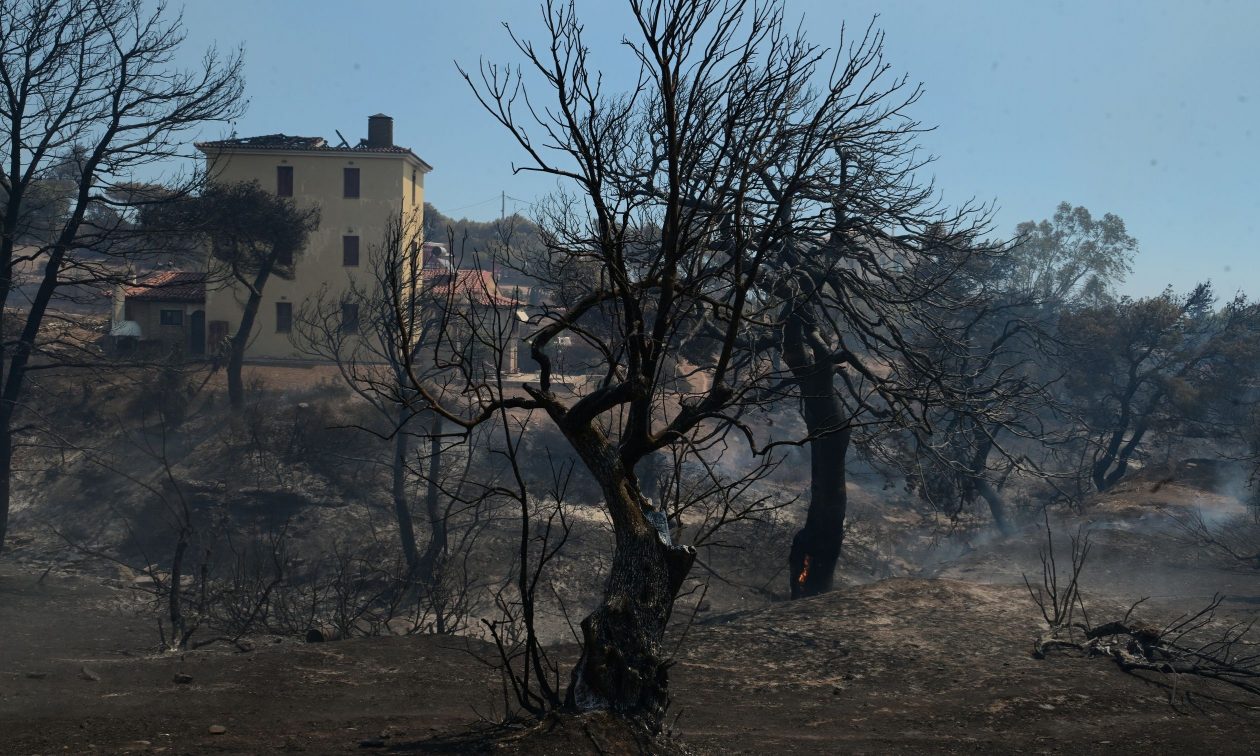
[796,555,811,586]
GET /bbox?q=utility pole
[501,190,505,220]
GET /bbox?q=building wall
[202,148,427,359]
[125,299,203,354]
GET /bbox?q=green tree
[195,182,320,408]
[1011,202,1137,306]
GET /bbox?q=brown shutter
[341,302,360,333]
[344,167,360,198]
[277,165,293,197]
[343,235,360,266]
[276,302,292,333]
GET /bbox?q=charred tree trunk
[1092,388,1161,492]
[0,421,11,553]
[168,531,188,648]
[789,408,851,599]
[416,412,447,583]
[549,416,695,729]
[392,405,420,576]
[568,518,695,724]
[783,305,851,599]
[969,430,1013,535]
[974,477,1012,535]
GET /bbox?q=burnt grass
[3,375,1260,753]
[5,477,1260,754]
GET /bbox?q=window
[343,167,360,198]
[275,302,292,333]
[411,169,417,204]
[277,246,293,267]
[342,235,360,267]
[341,302,360,334]
[276,165,293,197]
[159,309,183,326]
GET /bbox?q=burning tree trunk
[783,315,853,598]
[789,424,851,599]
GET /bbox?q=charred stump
[566,522,695,728]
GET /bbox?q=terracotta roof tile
[124,270,206,302]
[421,268,516,307]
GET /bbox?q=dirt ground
[4,455,1260,754]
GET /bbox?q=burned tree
[903,246,1061,536]
[1027,519,1260,699]
[1061,284,1260,492]
[703,39,1014,596]
[291,212,512,590]
[436,0,881,725]
[905,203,1139,527]
[0,0,244,550]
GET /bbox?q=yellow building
[195,114,431,359]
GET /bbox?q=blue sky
[169,0,1259,298]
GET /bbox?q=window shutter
[276,302,292,333]
[277,166,293,197]
[344,167,360,198]
[341,302,360,333]
[343,235,360,266]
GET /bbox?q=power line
[443,193,531,216]
[444,195,500,213]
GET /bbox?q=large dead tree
[443,0,882,725]
[0,0,244,550]
[713,46,1016,596]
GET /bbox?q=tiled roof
[196,133,432,168]
[197,134,327,150]
[124,270,206,302]
[421,268,516,307]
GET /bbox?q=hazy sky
[168,0,1259,298]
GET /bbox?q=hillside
[4,456,1260,754]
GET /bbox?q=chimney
[367,114,393,148]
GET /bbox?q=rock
[79,665,101,682]
[306,624,341,643]
[208,724,227,735]
[173,673,193,684]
